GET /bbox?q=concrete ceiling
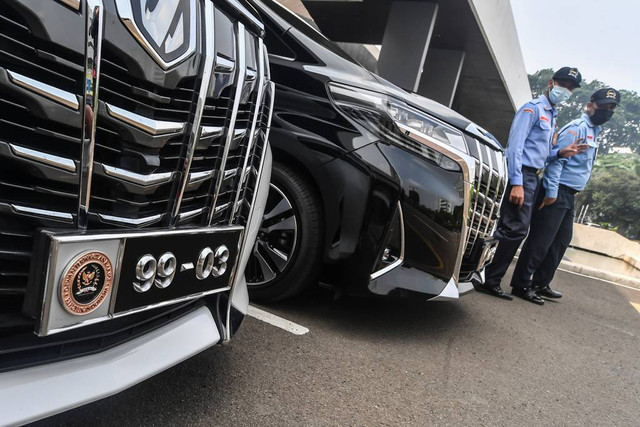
[292,0,530,144]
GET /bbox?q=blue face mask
[549,85,572,104]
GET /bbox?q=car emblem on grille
[116,0,197,69]
[60,251,114,315]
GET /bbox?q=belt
[559,184,579,195]
[522,165,542,174]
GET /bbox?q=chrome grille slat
[105,103,186,136]
[77,0,104,228]
[208,22,247,225]
[9,144,76,172]
[101,164,176,187]
[169,0,216,225]
[7,70,79,110]
[230,38,266,223]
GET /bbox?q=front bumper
[0,306,219,427]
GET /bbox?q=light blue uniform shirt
[543,113,601,198]
[505,95,559,186]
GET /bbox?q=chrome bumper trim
[0,306,220,427]
[370,201,405,281]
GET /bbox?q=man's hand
[538,197,557,210]
[558,138,588,158]
[509,185,525,209]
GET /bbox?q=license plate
[34,226,243,336]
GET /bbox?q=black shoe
[511,287,544,305]
[472,280,513,300]
[534,286,563,299]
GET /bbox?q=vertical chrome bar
[481,149,494,236]
[468,139,483,249]
[208,23,247,225]
[78,0,104,228]
[229,38,266,224]
[170,0,215,225]
[225,81,275,341]
[485,154,502,235]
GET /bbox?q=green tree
[529,69,640,154]
[576,153,640,238]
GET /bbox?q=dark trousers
[484,169,541,288]
[511,186,575,289]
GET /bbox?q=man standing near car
[510,88,621,304]
[474,67,586,301]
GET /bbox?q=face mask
[590,108,614,125]
[548,85,572,104]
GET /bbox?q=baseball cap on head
[553,67,582,88]
[591,88,621,106]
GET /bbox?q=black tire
[246,162,324,302]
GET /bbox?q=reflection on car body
[246,0,508,302]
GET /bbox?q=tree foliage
[529,69,640,154]
[576,153,640,238]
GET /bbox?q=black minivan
[246,0,508,302]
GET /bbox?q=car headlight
[328,83,468,171]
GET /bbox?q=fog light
[382,247,391,262]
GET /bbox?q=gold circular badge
[60,251,113,315]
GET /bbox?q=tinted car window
[264,22,295,59]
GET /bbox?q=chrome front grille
[0,0,270,328]
[462,139,507,267]
[90,47,196,228]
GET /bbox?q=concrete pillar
[376,1,438,92]
[417,49,466,107]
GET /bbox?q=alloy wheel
[246,183,298,285]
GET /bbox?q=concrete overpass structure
[278,0,531,144]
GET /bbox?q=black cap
[591,88,621,105]
[553,67,582,88]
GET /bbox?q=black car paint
[0,0,268,369]
[252,0,500,296]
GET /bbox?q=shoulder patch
[568,130,578,136]
[587,135,594,140]
[523,108,534,114]
[540,116,549,122]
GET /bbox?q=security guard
[474,67,586,301]
[511,88,621,304]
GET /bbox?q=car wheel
[246,163,323,302]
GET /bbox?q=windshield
[256,0,360,65]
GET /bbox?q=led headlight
[328,83,468,171]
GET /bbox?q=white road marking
[247,305,309,335]
[513,254,640,292]
[557,267,640,293]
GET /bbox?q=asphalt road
[37,266,640,426]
